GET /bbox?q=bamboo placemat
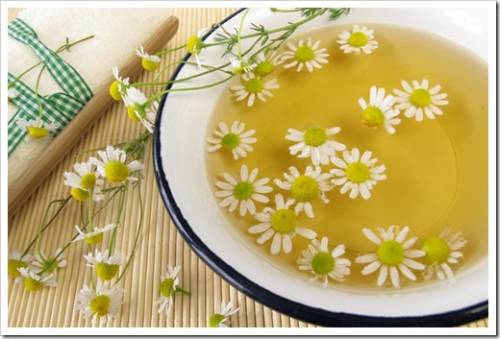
[7,7,488,328]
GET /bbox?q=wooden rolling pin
[8,15,179,216]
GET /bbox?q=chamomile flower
[16,117,59,140]
[249,194,317,255]
[252,51,283,76]
[274,166,333,218]
[8,250,32,278]
[75,281,123,325]
[91,145,144,184]
[122,87,156,132]
[15,267,57,292]
[208,301,239,328]
[356,226,425,288]
[281,38,329,72]
[136,46,161,71]
[297,237,351,286]
[337,25,379,55]
[157,265,185,314]
[358,86,401,134]
[286,126,346,166]
[393,79,449,121]
[84,249,125,281]
[230,72,279,107]
[64,161,104,202]
[214,165,272,216]
[109,66,129,101]
[186,29,208,68]
[422,228,467,281]
[73,224,117,245]
[32,248,67,274]
[330,148,386,200]
[206,121,256,160]
[229,56,253,75]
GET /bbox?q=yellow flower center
[127,105,146,123]
[422,236,449,264]
[186,35,202,55]
[208,313,225,327]
[303,127,327,147]
[295,45,315,62]
[271,209,297,234]
[311,252,335,275]
[89,295,111,317]
[8,260,27,278]
[109,80,122,101]
[84,232,104,245]
[291,175,319,202]
[221,133,240,150]
[80,173,97,190]
[141,57,159,71]
[159,278,175,298]
[24,277,43,292]
[377,240,404,265]
[345,162,371,183]
[233,181,254,200]
[70,187,90,201]
[95,263,119,281]
[254,60,274,76]
[104,161,129,183]
[27,126,48,138]
[244,78,264,94]
[348,32,369,47]
[361,106,385,127]
[409,88,432,108]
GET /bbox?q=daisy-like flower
[64,161,104,202]
[73,224,117,245]
[297,236,351,286]
[422,228,467,281]
[91,145,144,184]
[75,281,123,325]
[122,87,156,132]
[286,126,345,166]
[281,38,329,72]
[249,194,317,255]
[32,248,67,274]
[8,250,32,278]
[109,66,130,101]
[136,46,161,71]
[16,117,59,140]
[252,51,283,76]
[393,79,448,121]
[84,249,125,281]
[330,148,386,200]
[230,72,279,107]
[157,265,189,314]
[208,301,239,328]
[356,226,425,288]
[15,267,56,292]
[337,25,379,55]
[274,166,333,218]
[214,165,272,216]
[206,121,256,160]
[358,86,401,134]
[186,29,208,68]
[229,56,253,75]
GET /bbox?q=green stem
[108,185,127,253]
[34,64,47,119]
[175,286,191,296]
[156,43,186,56]
[236,9,250,59]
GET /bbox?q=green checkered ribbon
[8,18,93,155]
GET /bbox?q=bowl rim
[152,8,488,327]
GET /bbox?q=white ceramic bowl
[154,8,488,326]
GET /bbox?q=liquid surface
[205,24,488,290]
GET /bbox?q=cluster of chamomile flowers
[206,25,465,289]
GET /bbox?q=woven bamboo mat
[7,7,488,328]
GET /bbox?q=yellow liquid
[205,24,488,290]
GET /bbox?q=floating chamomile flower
[73,224,117,245]
[91,145,144,184]
[32,248,67,274]
[358,86,401,134]
[393,79,448,121]
[356,226,425,288]
[206,121,257,160]
[8,250,32,278]
[252,51,283,76]
[122,87,156,132]
[274,166,333,218]
[16,117,59,140]
[157,265,188,314]
[422,228,467,281]
[84,249,125,281]
[281,38,329,72]
[214,165,272,216]
[136,46,161,71]
[208,301,239,328]
[337,25,379,54]
[297,237,351,286]
[109,66,129,101]
[230,72,279,107]
[286,126,346,166]
[15,267,56,292]
[75,281,123,325]
[64,161,104,202]
[330,148,386,200]
[249,194,317,255]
